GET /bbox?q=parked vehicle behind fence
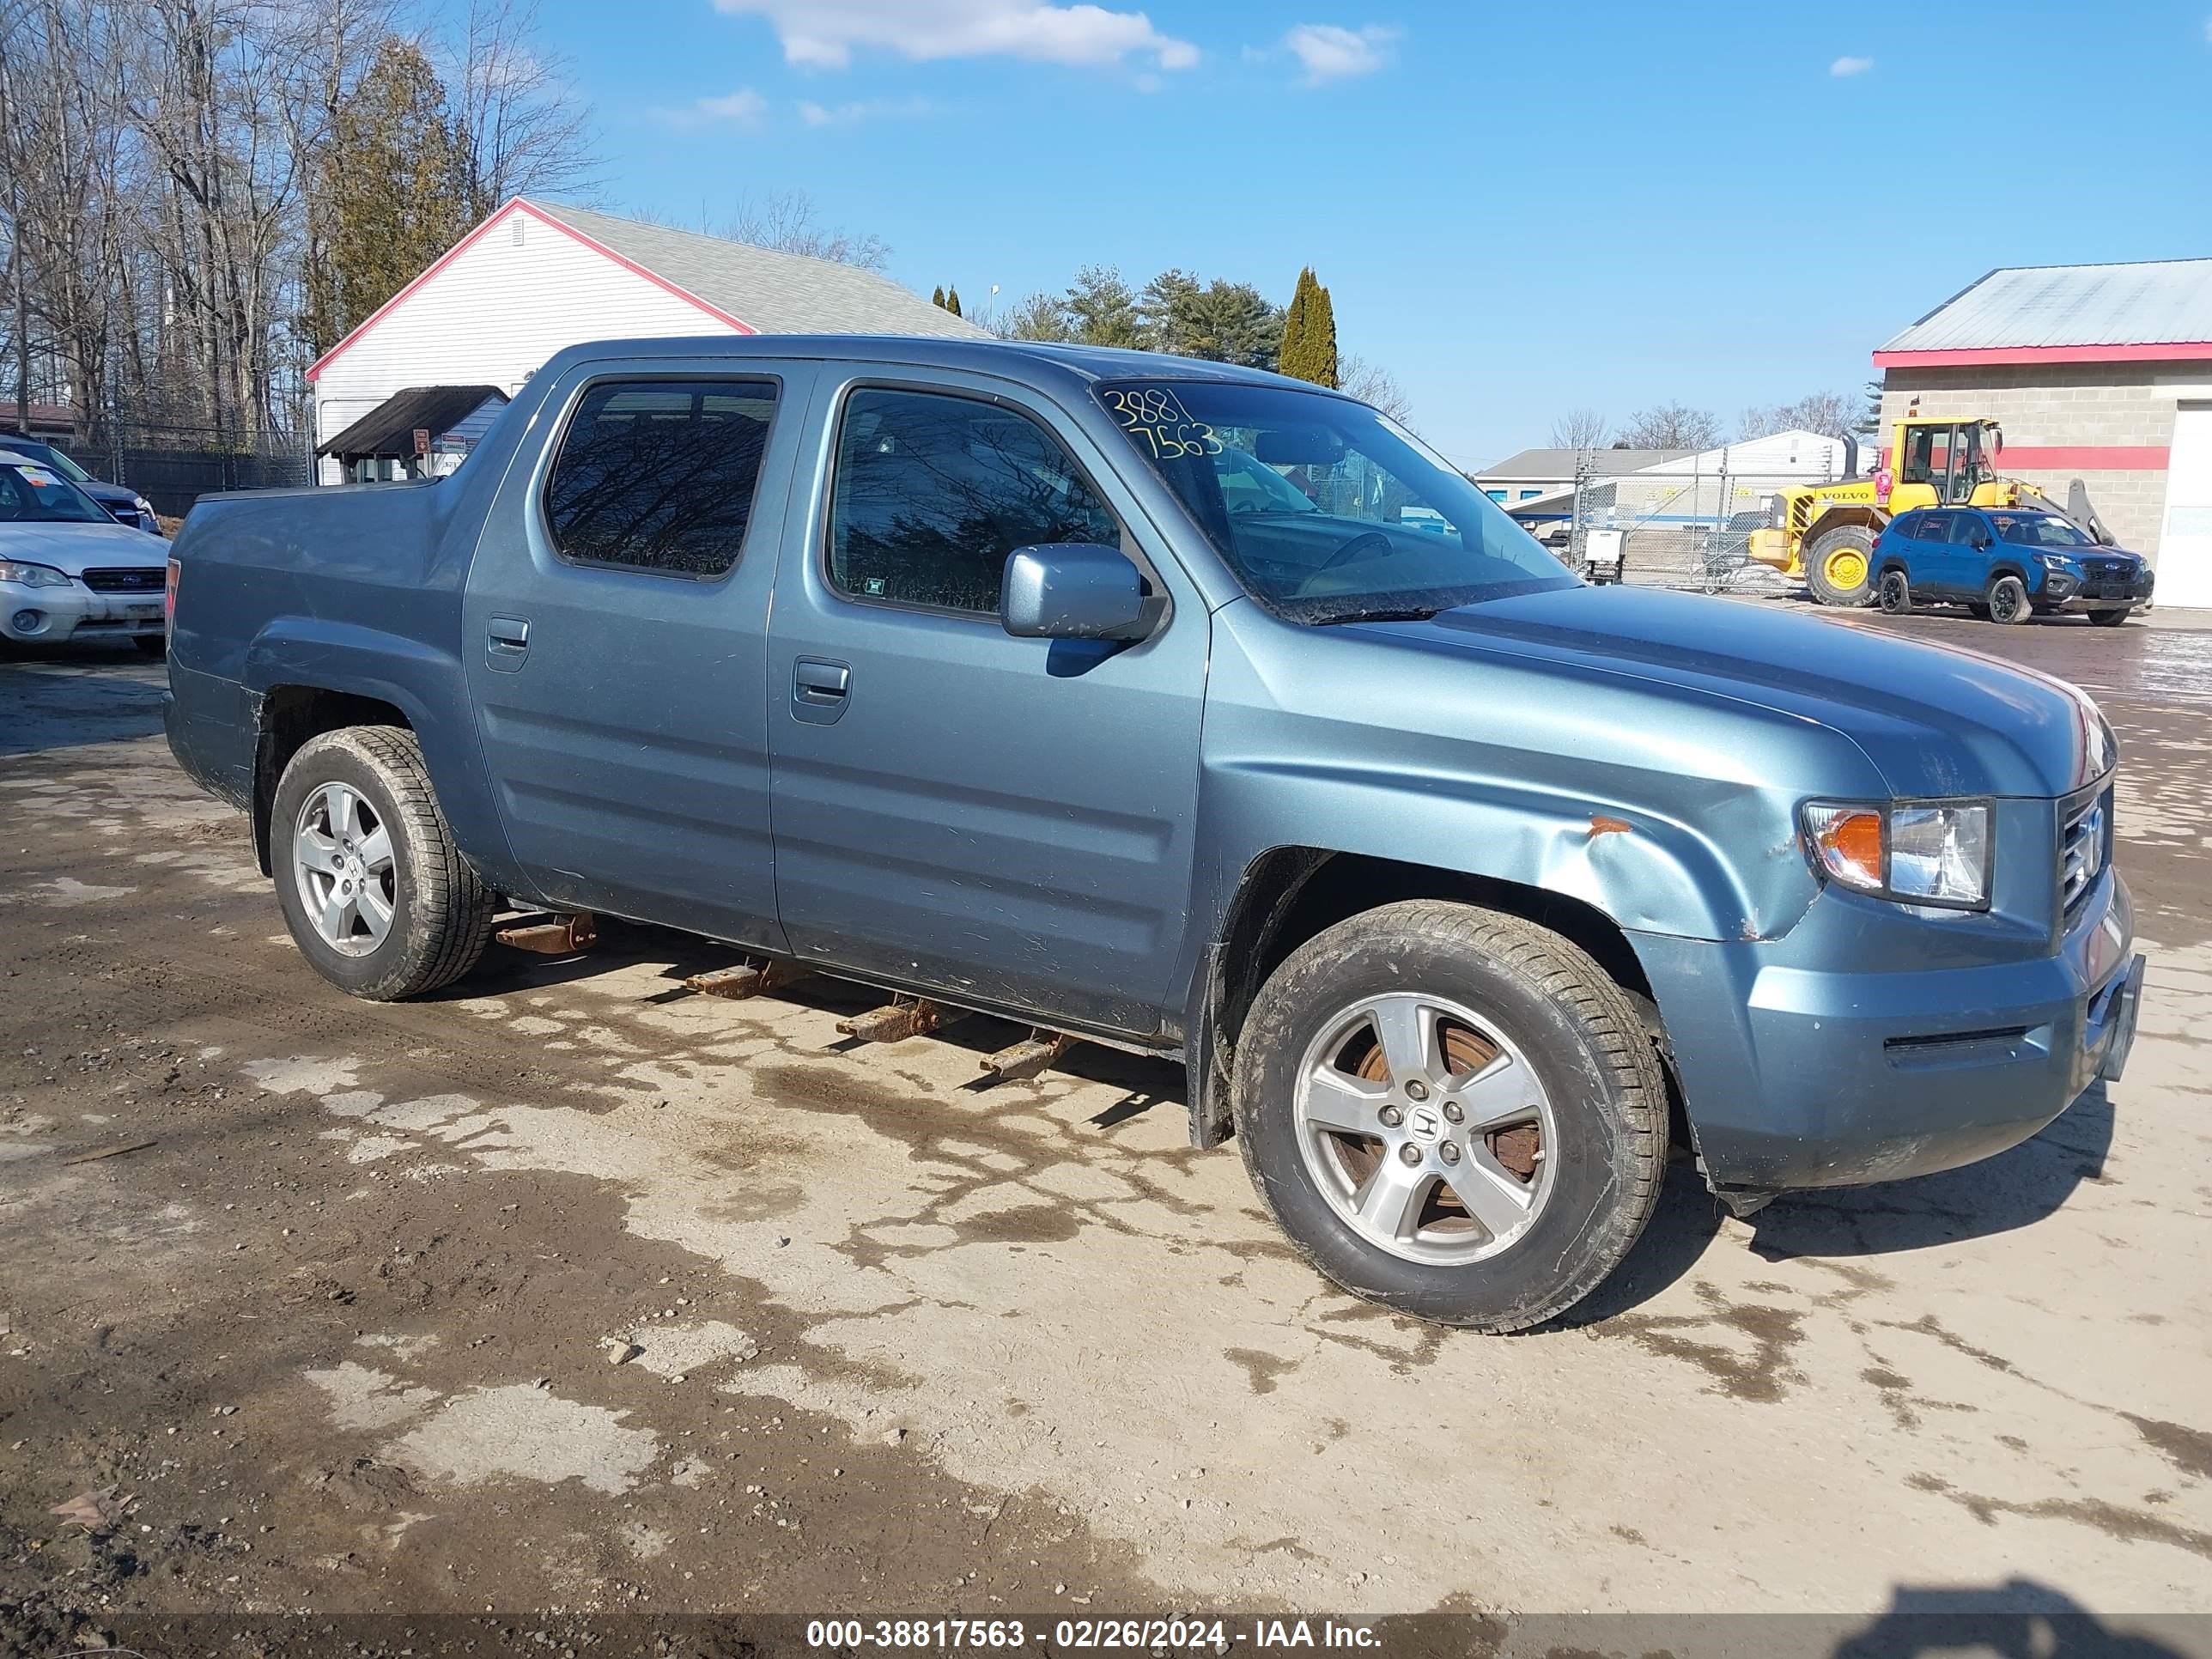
[1875,506,2154,626]
[0,436,164,536]
[0,452,173,652]
[159,337,2145,1331]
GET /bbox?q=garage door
[2160,403,2212,609]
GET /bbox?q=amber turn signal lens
[1804,804,1885,891]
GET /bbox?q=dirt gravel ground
[2,609,2210,1656]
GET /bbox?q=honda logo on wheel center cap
[1407,1106,1443,1142]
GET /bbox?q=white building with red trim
[307,198,985,487]
[1874,257,2212,606]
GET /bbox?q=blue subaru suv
[1873,506,2153,626]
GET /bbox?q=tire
[1986,573,2031,625]
[2088,606,2131,628]
[1966,602,1991,621]
[134,635,167,656]
[1232,901,1667,1332]
[1877,568,1912,616]
[270,726,495,1000]
[1804,526,1875,606]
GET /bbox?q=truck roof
[533,334,1346,397]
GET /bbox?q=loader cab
[1896,419,2001,506]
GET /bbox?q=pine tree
[1308,276,1339,390]
[1279,268,1314,381]
[932,284,945,308]
[305,37,471,352]
[945,285,963,318]
[1277,267,1338,387]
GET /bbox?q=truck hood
[1359,585,2107,800]
[0,518,168,574]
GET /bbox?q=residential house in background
[306,198,988,486]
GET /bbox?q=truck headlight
[1802,800,1991,910]
[2037,552,2081,574]
[0,559,70,587]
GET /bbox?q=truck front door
[460,359,817,949]
[764,371,1208,1036]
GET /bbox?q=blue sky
[534,0,2212,468]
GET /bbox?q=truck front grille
[2060,786,2112,915]
[80,567,166,592]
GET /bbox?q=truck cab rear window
[544,380,777,576]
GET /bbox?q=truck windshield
[1094,380,1577,623]
[0,460,110,523]
[1990,513,2094,549]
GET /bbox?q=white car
[0,451,171,653]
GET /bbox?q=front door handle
[792,656,851,725]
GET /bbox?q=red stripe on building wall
[1873,342,2212,368]
[307,198,755,384]
[1996,446,2169,471]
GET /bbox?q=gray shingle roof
[527,200,990,341]
[1881,258,2212,353]
[1475,447,1692,478]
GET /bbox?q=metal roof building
[306,198,984,485]
[1872,258,2212,605]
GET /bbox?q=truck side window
[544,380,778,577]
[827,387,1121,616]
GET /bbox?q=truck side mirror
[1000,544,1151,641]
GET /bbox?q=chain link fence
[1556,464,1836,595]
[13,414,314,520]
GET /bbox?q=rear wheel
[2088,606,2131,628]
[1232,901,1667,1332]
[1986,574,2031,625]
[270,726,496,1000]
[1877,568,1912,616]
[1805,526,1875,606]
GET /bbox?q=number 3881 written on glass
[1103,386,1222,459]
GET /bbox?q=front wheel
[1877,568,1912,616]
[1987,574,2032,625]
[2088,606,2132,628]
[1232,901,1668,1332]
[270,726,496,1000]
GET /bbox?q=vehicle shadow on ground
[0,641,167,756]
[1746,1086,2113,1262]
[1829,1580,2191,1658]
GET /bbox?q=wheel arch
[1185,847,1680,1152]
[240,617,522,892]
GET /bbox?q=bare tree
[992,290,1074,343]
[1618,402,1723,450]
[719,189,889,271]
[1549,406,1608,452]
[444,0,599,216]
[1738,389,1857,442]
[1339,353,1413,424]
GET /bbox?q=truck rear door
[763,365,1209,1036]
[460,356,817,949]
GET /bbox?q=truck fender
[241,617,526,896]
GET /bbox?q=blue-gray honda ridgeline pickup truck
[161,337,2147,1331]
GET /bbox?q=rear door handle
[486,615,530,672]
[792,656,851,725]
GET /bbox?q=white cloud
[1829,54,1875,76]
[714,0,1197,73]
[651,87,769,129]
[797,94,939,126]
[1281,22,1400,85]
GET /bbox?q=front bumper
[1635,870,2142,1195]
[0,580,167,643]
[2039,568,2154,610]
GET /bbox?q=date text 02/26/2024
[804,1618,1381,1649]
